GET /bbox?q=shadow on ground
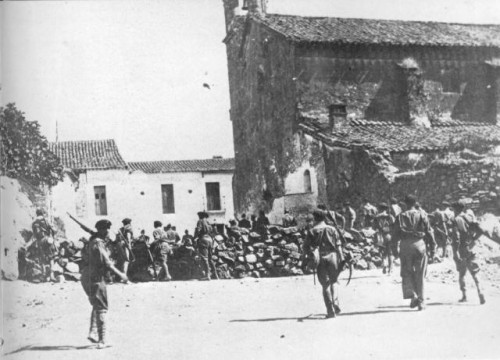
[5,344,96,356]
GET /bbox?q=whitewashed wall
[50,169,234,240]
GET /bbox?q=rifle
[67,212,94,235]
[118,228,136,262]
[324,205,346,262]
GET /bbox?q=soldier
[451,202,485,305]
[194,211,219,280]
[282,209,298,228]
[152,221,172,281]
[431,202,451,258]
[165,224,181,244]
[182,229,194,245]
[80,219,128,349]
[390,197,402,218]
[255,210,270,239]
[343,202,356,231]
[373,203,395,274]
[393,195,436,310]
[359,198,377,228]
[115,218,133,280]
[237,213,252,230]
[31,209,57,282]
[304,210,344,319]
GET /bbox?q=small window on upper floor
[304,170,312,193]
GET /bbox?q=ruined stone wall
[295,44,500,124]
[226,22,310,213]
[324,146,500,214]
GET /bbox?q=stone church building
[222,0,500,222]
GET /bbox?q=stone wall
[226,22,310,213]
[323,145,500,214]
[295,44,500,124]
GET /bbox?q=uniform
[194,218,218,280]
[152,228,172,281]
[452,212,485,304]
[393,208,435,309]
[304,221,343,318]
[116,223,133,275]
[31,215,57,281]
[373,212,395,274]
[81,230,113,347]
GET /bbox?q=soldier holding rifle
[68,214,128,349]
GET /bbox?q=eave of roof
[128,158,235,174]
[250,13,500,48]
[49,139,127,171]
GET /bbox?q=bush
[0,103,63,186]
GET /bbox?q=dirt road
[2,259,500,360]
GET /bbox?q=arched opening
[304,170,312,193]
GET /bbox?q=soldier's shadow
[231,314,326,322]
[5,344,96,355]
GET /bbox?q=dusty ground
[2,258,500,360]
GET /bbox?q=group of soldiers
[303,194,486,318]
[24,193,488,348]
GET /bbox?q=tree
[0,103,63,186]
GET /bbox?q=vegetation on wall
[0,103,63,186]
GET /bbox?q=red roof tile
[128,158,235,173]
[49,139,127,170]
[252,14,500,48]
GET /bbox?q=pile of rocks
[211,226,306,279]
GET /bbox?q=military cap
[229,219,237,226]
[313,209,325,222]
[95,219,112,230]
[154,220,162,228]
[122,218,132,225]
[36,209,44,216]
[442,201,450,207]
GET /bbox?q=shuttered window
[206,182,221,211]
[161,184,175,214]
[94,186,107,216]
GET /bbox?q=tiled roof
[252,14,500,48]
[49,139,127,170]
[128,158,235,173]
[299,116,500,153]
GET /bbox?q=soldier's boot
[472,273,485,304]
[459,291,467,303]
[323,287,336,319]
[122,262,130,282]
[96,310,111,349]
[87,309,98,343]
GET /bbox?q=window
[304,170,312,193]
[206,182,221,211]
[94,186,107,216]
[161,184,175,214]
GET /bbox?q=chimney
[245,0,267,15]
[222,0,239,32]
[485,59,500,125]
[328,103,348,131]
[396,58,430,127]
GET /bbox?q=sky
[2,0,500,162]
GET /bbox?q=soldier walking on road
[393,195,436,310]
[194,211,219,280]
[451,202,486,305]
[81,220,128,349]
[304,210,344,319]
[373,203,395,275]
